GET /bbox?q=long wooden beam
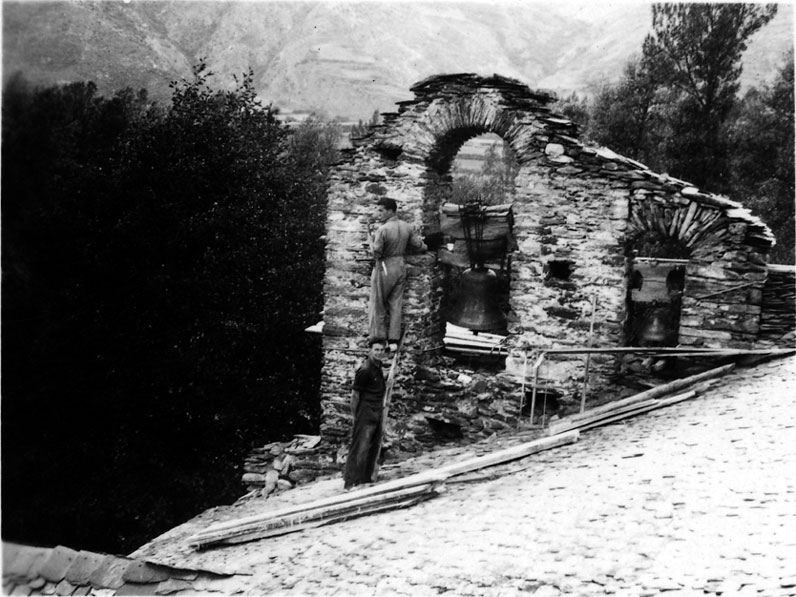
[188,430,579,549]
[217,495,433,544]
[190,483,441,548]
[531,347,794,356]
[547,363,734,436]
[571,390,697,433]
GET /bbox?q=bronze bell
[445,267,507,332]
[639,306,673,346]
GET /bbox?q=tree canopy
[576,3,792,263]
[1,64,339,553]
[451,137,519,206]
[728,51,795,264]
[642,3,777,191]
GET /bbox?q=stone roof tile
[53,578,76,595]
[64,550,107,586]
[153,578,193,595]
[116,581,160,595]
[86,555,131,590]
[166,569,197,581]
[3,543,23,570]
[8,583,34,595]
[38,546,79,583]
[4,545,51,580]
[121,560,171,584]
[4,541,239,596]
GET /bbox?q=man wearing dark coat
[343,339,387,489]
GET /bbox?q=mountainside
[2,1,793,121]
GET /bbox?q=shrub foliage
[1,63,338,553]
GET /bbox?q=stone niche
[318,73,777,457]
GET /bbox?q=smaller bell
[640,306,670,346]
[445,267,507,333]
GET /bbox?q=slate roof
[1,542,235,595]
[5,356,795,596]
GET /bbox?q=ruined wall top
[317,71,782,457]
[407,73,558,106]
[348,72,775,253]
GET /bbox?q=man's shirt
[372,215,426,260]
[353,358,386,403]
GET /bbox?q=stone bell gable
[319,73,778,453]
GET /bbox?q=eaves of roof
[1,542,239,596]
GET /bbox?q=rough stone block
[241,472,266,485]
[679,328,732,341]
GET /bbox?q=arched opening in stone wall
[625,230,691,348]
[450,133,518,206]
[317,74,777,457]
[425,131,519,359]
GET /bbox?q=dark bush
[1,64,337,553]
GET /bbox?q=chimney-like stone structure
[318,73,777,456]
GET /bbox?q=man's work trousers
[343,399,383,489]
[368,256,406,341]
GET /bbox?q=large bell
[445,267,507,332]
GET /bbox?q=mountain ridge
[2,1,792,121]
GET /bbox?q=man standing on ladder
[368,197,428,352]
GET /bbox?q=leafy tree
[481,141,519,201]
[728,51,795,264]
[555,91,590,132]
[642,3,777,191]
[582,4,791,260]
[587,56,671,170]
[290,112,342,174]
[2,75,167,551]
[2,64,337,553]
[451,138,518,206]
[349,108,380,139]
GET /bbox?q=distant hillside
[2,1,793,121]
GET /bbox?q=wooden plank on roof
[188,431,579,549]
[547,363,734,436]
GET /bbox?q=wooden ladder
[371,332,404,481]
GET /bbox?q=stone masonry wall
[317,74,776,461]
[758,264,796,345]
